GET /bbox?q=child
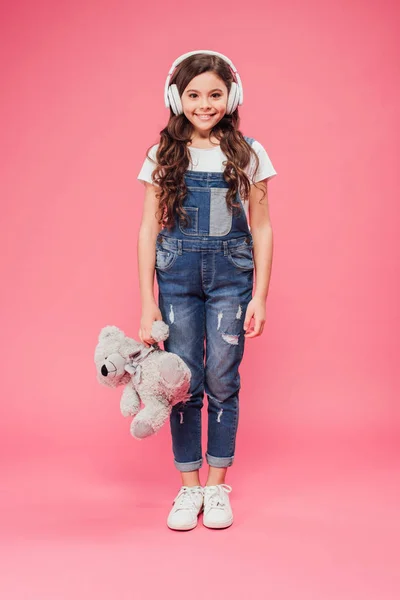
[136,50,277,530]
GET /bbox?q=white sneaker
[167,486,204,531]
[203,484,233,529]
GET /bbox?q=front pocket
[155,248,178,271]
[179,206,199,236]
[227,245,255,270]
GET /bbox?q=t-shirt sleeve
[137,144,159,185]
[248,140,277,184]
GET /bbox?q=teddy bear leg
[120,383,141,417]
[130,403,171,439]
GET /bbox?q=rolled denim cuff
[206,453,234,468]
[174,458,203,472]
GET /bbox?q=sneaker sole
[167,521,198,531]
[203,517,233,529]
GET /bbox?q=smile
[195,114,216,120]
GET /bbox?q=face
[181,71,228,136]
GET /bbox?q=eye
[188,93,222,99]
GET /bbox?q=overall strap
[243,135,255,146]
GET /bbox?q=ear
[98,325,124,341]
[151,320,169,342]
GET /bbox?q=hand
[243,297,266,339]
[139,302,163,347]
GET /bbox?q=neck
[188,135,220,149]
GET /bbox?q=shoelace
[173,486,203,512]
[204,484,232,509]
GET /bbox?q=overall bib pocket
[179,206,199,235]
[178,187,233,237]
[209,188,232,236]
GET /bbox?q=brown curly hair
[144,53,265,229]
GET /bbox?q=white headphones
[164,50,244,116]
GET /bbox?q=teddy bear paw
[131,420,155,439]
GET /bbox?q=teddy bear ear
[151,320,169,342]
[99,325,123,341]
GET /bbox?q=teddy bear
[94,320,191,439]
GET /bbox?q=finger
[243,313,254,331]
[244,330,257,338]
[140,329,148,345]
[244,323,254,337]
[245,321,265,338]
[143,334,155,346]
[254,318,265,336]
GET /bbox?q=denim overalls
[155,136,255,472]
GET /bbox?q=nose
[199,98,211,110]
[101,365,108,376]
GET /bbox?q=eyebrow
[186,88,224,93]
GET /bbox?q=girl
[136,50,277,531]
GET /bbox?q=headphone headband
[164,50,243,111]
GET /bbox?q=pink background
[1,0,399,598]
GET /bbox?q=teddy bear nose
[101,365,108,376]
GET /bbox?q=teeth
[196,114,215,119]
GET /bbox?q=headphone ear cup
[226,81,239,115]
[226,82,239,114]
[167,85,178,115]
[168,83,183,115]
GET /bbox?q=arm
[244,179,274,339]
[137,182,163,345]
[120,381,141,417]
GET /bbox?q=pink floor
[2,440,399,600]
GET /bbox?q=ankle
[206,466,227,487]
[181,470,201,488]
[205,479,226,487]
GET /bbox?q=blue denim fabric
[155,136,255,472]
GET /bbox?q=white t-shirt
[137,139,277,222]
[137,139,277,184]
